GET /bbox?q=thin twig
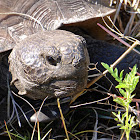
[57,98,69,140]
[113,0,123,24]
[70,96,111,108]
[124,0,139,35]
[41,128,52,140]
[102,16,140,54]
[31,96,48,140]
[97,23,140,54]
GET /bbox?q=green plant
[102,63,139,140]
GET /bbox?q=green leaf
[119,70,124,81]
[117,124,123,127]
[114,118,119,121]
[114,68,118,75]
[122,112,126,122]
[112,111,122,123]
[131,122,137,128]
[101,62,110,71]
[130,116,136,126]
[113,68,119,79]
[130,94,135,99]
[124,73,128,83]
[116,83,128,89]
[102,62,123,82]
[113,97,127,107]
[132,76,139,89]
[131,65,137,76]
[128,114,132,122]
[119,89,126,98]
[112,111,120,118]
[112,112,117,117]
[128,123,133,130]
[120,125,126,130]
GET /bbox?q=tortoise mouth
[22,78,85,100]
[49,80,77,97]
[35,79,82,98]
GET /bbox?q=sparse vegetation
[0,0,140,139]
[102,63,139,140]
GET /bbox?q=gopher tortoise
[0,0,139,123]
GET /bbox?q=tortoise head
[9,30,89,100]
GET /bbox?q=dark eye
[47,56,57,66]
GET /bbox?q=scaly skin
[9,30,89,99]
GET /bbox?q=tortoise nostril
[47,56,57,66]
[57,56,61,63]
[46,56,61,66]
